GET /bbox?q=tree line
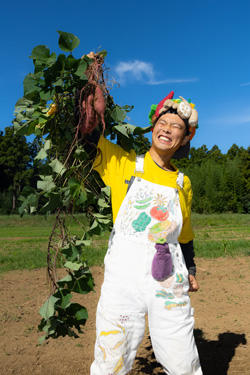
[0,126,249,214]
[0,126,37,214]
[175,144,250,214]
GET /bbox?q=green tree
[227,143,244,160]
[0,126,34,212]
[220,156,245,212]
[240,146,250,193]
[239,147,250,212]
[189,145,208,166]
[207,145,225,164]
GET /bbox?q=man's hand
[188,275,199,292]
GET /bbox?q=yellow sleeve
[93,136,136,222]
[93,136,129,187]
[178,175,194,244]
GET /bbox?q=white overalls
[91,156,202,375]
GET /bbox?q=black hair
[159,108,189,136]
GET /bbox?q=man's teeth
[159,135,171,141]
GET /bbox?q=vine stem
[47,209,67,295]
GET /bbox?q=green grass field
[192,213,250,258]
[0,213,249,273]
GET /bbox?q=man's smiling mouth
[159,135,172,142]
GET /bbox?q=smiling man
[150,113,189,165]
[90,91,202,375]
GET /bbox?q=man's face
[151,113,189,156]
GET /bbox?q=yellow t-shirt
[94,136,194,244]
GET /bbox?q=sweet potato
[79,93,98,136]
[94,85,106,130]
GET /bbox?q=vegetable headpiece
[148,91,199,159]
[148,91,198,141]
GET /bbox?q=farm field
[0,213,250,374]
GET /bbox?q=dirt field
[0,257,249,375]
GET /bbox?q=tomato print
[150,205,169,221]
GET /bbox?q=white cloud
[115,60,154,84]
[114,60,198,85]
[147,78,198,85]
[240,82,250,86]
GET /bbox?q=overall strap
[125,154,145,194]
[176,171,184,189]
[134,154,145,176]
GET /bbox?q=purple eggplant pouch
[151,242,172,281]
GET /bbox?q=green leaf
[38,335,46,345]
[101,185,111,197]
[75,239,91,247]
[25,108,35,118]
[30,45,52,62]
[35,148,47,160]
[18,187,40,215]
[44,139,52,151]
[54,289,72,309]
[68,177,79,188]
[98,50,107,58]
[62,188,71,209]
[77,191,87,205]
[54,77,64,86]
[39,88,54,101]
[114,123,151,138]
[64,261,83,271]
[67,177,86,205]
[111,106,127,122]
[89,219,102,235]
[37,175,56,192]
[72,269,95,294]
[60,293,72,309]
[23,74,39,95]
[57,274,73,288]
[133,125,152,135]
[49,158,66,176]
[95,216,111,224]
[74,147,88,161]
[74,59,87,77]
[18,192,40,215]
[14,97,33,113]
[75,306,88,321]
[61,243,80,261]
[57,30,80,52]
[113,123,131,138]
[39,295,59,319]
[98,198,110,208]
[40,192,63,213]
[20,186,35,197]
[66,303,88,321]
[47,52,57,65]
[38,114,49,124]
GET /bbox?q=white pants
[90,236,202,375]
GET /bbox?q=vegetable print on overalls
[115,155,189,311]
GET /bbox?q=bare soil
[0,257,249,375]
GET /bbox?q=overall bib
[91,156,202,375]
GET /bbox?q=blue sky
[1,0,250,153]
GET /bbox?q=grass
[191,213,250,258]
[0,213,249,273]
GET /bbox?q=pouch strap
[176,171,184,189]
[134,154,145,176]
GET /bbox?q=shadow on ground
[195,330,247,375]
[133,330,247,375]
